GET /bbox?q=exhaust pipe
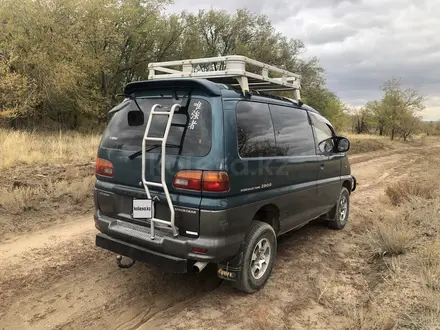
[193,261,208,273]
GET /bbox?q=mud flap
[216,242,244,282]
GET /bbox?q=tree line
[349,78,438,140]
[0,0,347,131]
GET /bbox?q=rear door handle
[320,163,325,170]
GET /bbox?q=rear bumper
[96,233,188,273]
[94,210,242,265]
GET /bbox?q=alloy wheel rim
[339,195,348,223]
[250,238,271,280]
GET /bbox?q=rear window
[101,98,212,157]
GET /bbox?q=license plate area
[132,199,154,219]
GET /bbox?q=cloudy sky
[167,0,440,120]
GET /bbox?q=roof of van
[124,78,320,114]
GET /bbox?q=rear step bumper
[96,233,188,273]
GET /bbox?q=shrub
[419,242,440,292]
[365,217,415,259]
[385,180,435,205]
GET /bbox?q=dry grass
[344,133,389,154]
[356,153,440,330]
[419,241,440,292]
[0,175,95,214]
[0,129,99,236]
[398,296,440,329]
[0,185,46,213]
[365,217,415,259]
[343,132,439,155]
[0,129,100,169]
[346,304,397,330]
[385,179,436,205]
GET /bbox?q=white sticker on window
[194,101,203,111]
[189,120,198,130]
[189,101,203,130]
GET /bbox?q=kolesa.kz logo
[134,206,151,211]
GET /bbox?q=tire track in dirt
[0,220,223,329]
[1,144,439,330]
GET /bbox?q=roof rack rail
[148,55,301,100]
[250,90,296,103]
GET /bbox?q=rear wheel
[328,187,350,230]
[232,221,277,293]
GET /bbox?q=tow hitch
[116,255,136,268]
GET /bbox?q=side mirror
[127,110,144,126]
[336,137,350,153]
[318,138,334,153]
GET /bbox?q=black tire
[232,221,277,293]
[328,187,350,230]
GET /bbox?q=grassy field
[348,153,440,328]
[343,132,432,154]
[0,129,101,169]
[0,129,101,236]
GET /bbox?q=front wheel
[232,221,277,293]
[328,187,350,230]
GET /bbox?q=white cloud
[167,0,440,120]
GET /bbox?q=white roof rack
[147,55,301,100]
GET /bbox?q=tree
[367,100,387,136]
[0,0,178,128]
[422,121,440,136]
[397,110,421,141]
[301,87,347,131]
[0,57,39,125]
[0,1,340,130]
[380,78,424,140]
[349,106,373,134]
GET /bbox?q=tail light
[95,158,114,177]
[173,170,230,192]
[173,170,202,191]
[202,171,230,192]
[192,247,208,254]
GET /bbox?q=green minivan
[94,68,356,293]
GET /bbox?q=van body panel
[316,153,344,212]
[93,78,353,272]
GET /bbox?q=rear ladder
[141,103,181,239]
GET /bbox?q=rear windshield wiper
[128,144,181,160]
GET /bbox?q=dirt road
[1,144,437,330]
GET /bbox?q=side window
[236,101,278,158]
[269,104,316,156]
[310,112,335,153]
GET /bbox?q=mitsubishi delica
[93,56,356,293]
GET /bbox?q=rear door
[95,92,219,237]
[309,112,343,213]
